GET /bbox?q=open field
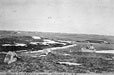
[0,30,114,74]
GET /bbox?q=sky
[0,0,114,35]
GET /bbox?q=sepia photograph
[0,0,114,75]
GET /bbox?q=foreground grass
[0,49,114,73]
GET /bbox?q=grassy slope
[0,30,114,73]
[0,30,114,43]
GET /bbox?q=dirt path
[96,50,114,54]
[26,44,77,54]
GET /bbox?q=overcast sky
[0,0,114,35]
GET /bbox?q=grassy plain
[0,30,114,74]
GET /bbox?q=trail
[81,49,114,54]
[96,50,114,54]
[0,44,77,57]
[26,44,77,54]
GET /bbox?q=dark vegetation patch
[0,35,67,52]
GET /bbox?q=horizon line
[0,29,113,37]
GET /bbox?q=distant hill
[0,30,114,44]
